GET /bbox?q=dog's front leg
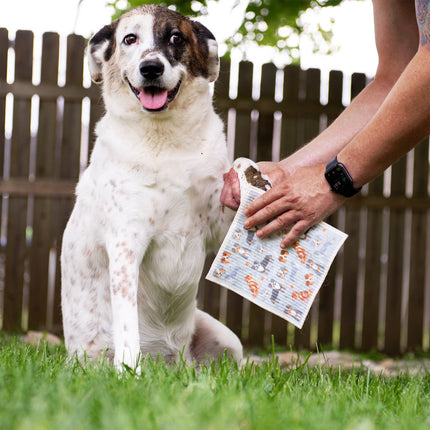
[107,238,147,373]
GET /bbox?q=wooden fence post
[0,27,7,333]
[294,68,321,350]
[28,32,60,331]
[197,60,233,323]
[4,30,33,332]
[0,28,8,246]
[280,65,301,158]
[360,69,384,353]
[245,63,278,347]
[317,70,343,347]
[337,73,366,350]
[361,173,384,351]
[214,59,245,338]
[52,34,85,329]
[384,155,407,355]
[407,140,429,351]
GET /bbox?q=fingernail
[280,241,289,249]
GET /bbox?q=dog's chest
[106,163,222,304]
[83,154,224,242]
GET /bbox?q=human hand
[243,164,346,248]
[220,160,289,210]
[257,161,289,185]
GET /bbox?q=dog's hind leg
[190,309,243,365]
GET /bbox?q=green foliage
[107,0,346,58]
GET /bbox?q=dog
[61,4,243,371]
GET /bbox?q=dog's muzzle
[126,60,181,112]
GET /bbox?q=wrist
[324,156,362,197]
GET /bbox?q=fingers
[243,197,294,231]
[251,209,297,239]
[244,182,298,229]
[245,207,312,249]
[280,221,311,249]
[244,185,291,218]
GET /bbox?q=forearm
[239,0,427,249]
[278,76,396,175]
[277,0,419,177]
[339,47,430,187]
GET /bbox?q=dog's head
[88,5,219,115]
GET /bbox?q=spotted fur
[61,5,242,371]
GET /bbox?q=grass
[0,334,429,430]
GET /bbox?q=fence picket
[197,60,233,322]
[361,174,384,351]
[339,208,360,349]
[27,32,60,330]
[338,73,366,350]
[233,61,268,346]
[214,60,244,338]
[52,34,85,329]
[294,68,321,350]
[280,65,301,158]
[214,58,230,134]
[88,85,104,156]
[223,61,254,342]
[3,30,33,332]
[245,63,279,346]
[317,70,343,346]
[233,61,253,159]
[385,155,407,354]
[257,63,277,161]
[0,28,8,247]
[407,140,429,351]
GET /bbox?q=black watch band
[324,156,362,197]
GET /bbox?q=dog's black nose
[139,61,164,80]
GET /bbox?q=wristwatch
[324,156,362,197]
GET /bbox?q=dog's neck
[94,85,223,165]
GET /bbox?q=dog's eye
[123,34,138,45]
[169,33,183,46]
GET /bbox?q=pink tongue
[139,89,168,110]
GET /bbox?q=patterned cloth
[207,163,347,329]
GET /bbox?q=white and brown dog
[61,4,243,370]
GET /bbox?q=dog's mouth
[126,79,181,112]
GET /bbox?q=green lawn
[0,334,429,430]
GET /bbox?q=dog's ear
[87,21,118,83]
[191,21,219,83]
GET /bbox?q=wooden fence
[1,29,429,355]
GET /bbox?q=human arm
[276,0,420,176]
[221,0,418,209]
[244,0,430,248]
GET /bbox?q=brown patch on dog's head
[88,20,119,83]
[151,6,219,82]
[88,5,218,85]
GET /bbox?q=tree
[107,0,349,60]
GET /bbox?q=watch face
[325,165,352,192]
[325,157,361,197]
